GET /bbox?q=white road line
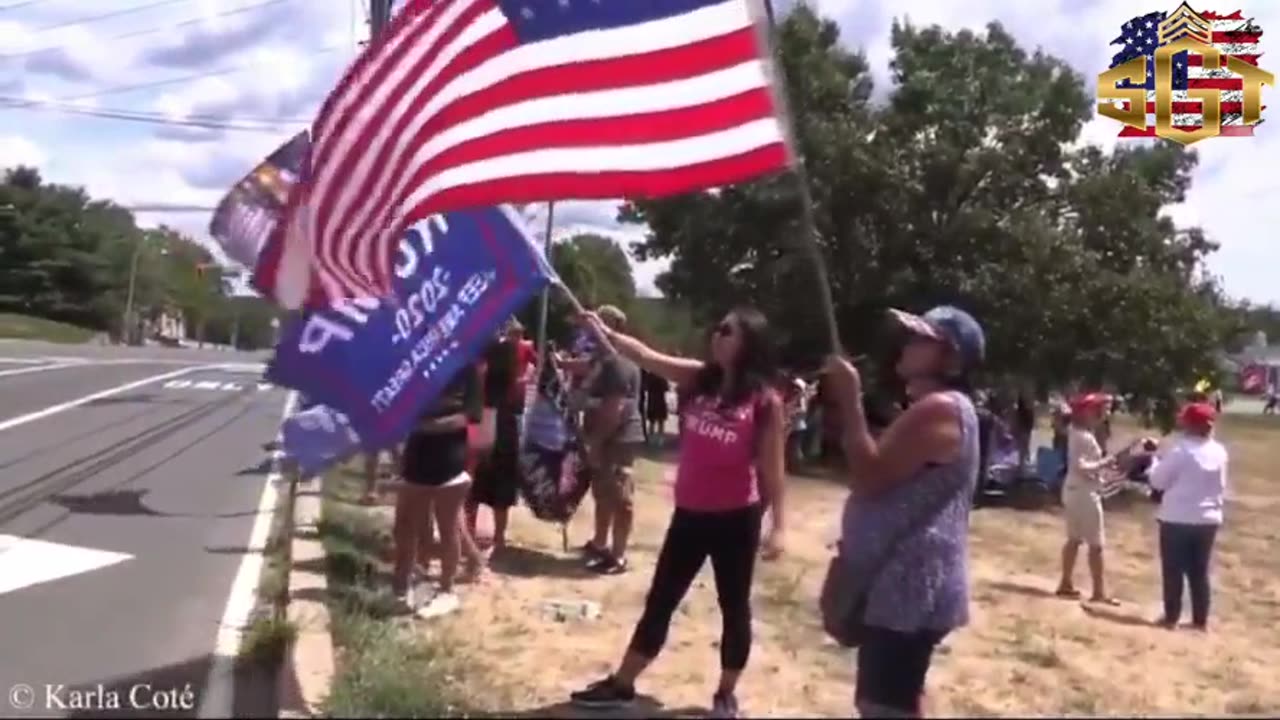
[0,357,267,369]
[214,362,268,374]
[0,362,78,379]
[0,366,206,433]
[199,390,298,720]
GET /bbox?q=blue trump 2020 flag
[268,205,556,457]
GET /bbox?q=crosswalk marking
[0,535,133,597]
[162,379,275,393]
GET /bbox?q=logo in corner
[1097,3,1275,144]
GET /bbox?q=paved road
[0,351,289,718]
[0,340,270,366]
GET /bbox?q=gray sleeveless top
[839,391,979,633]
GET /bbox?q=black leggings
[856,626,946,717]
[628,504,762,671]
[1159,521,1218,626]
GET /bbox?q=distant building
[1233,332,1280,393]
[142,307,186,346]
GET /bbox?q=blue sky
[0,0,1276,305]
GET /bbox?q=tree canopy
[515,230,702,354]
[0,165,280,349]
[620,3,1244,416]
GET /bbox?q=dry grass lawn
[367,414,1279,717]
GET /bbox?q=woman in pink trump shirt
[568,306,787,719]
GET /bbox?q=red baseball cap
[1179,402,1217,426]
[1070,392,1110,415]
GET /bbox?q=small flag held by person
[518,354,593,524]
[276,0,791,308]
[208,131,310,271]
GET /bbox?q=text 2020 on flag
[280,0,789,308]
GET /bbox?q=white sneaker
[416,591,460,619]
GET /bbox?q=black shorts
[401,429,469,487]
[470,403,521,509]
[855,625,947,716]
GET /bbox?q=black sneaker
[570,676,635,708]
[580,542,607,560]
[588,555,628,575]
[710,691,740,718]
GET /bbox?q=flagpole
[757,0,843,356]
[535,201,556,359]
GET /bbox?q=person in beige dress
[1055,393,1120,604]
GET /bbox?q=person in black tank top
[468,334,524,551]
[391,362,484,617]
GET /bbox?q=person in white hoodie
[1147,402,1228,631]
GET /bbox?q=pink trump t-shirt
[674,393,769,512]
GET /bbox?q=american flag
[276,0,789,309]
[1107,8,1264,137]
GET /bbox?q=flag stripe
[1120,124,1255,137]
[1212,32,1261,43]
[408,144,789,234]
[367,123,787,283]
[313,0,463,163]
[394,118,785,229]
[321,0,758,293]
[350,40,768,263]
[1141,102,1245,113]
[410,89,778,184]
[1187,78,1245,90]
[329,6,513,290]
[311,0,499,295]
[372,122,786,281]
[1187,54,1260,66]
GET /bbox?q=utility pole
[535,202,556,358]
[122,240,145,345]
[370,0,392,39]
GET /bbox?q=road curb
[277,474,334,719]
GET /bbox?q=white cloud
[0,135,46,168]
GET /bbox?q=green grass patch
[0,313,96,343]
[318,473,482,717]
[240,612,298,667]
[238,494,297,668]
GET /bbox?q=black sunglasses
[714,322,735,337]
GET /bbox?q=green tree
[620,3,1236,417]
[0,166,134,329]
[0,165,268,346]
[520,232,640,347]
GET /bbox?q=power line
[0,94,311,125]
[56,44,340,101]
[30,0,193,34]
[1,0,291,61]
[0,0,47,11]
[0,98,300,132]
